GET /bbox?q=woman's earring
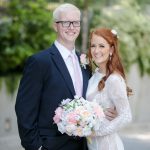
[109,53,112,61]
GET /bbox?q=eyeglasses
[56,21,81,27]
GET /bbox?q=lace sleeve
[94,74,132,136]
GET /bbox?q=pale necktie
[70,53,82,97]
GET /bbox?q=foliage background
[0,0,56,74]
[0,0,150,93]
[93,0,150,75]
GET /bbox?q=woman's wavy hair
[88,28,132,96]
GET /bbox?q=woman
[86,28,132,150]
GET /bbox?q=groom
[15,3,117,150]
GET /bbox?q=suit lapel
[50,44,75,96]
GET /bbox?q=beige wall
[127,64,150,122]
[0,64,150,141]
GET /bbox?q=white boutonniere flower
[80,53,89,69]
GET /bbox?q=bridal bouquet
[53,96,105,137]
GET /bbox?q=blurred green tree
[0,0,150,76]
[0,0,56,74]
[89,0,150,75]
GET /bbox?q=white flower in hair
[111,29,117,35]
[111,29,119,38]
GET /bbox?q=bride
[86,28,132,150]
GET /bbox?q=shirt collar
[54,40,76,60]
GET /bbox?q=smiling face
[54,9,80,49]
[90,34,112,70]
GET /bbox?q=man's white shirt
[54,40,83,90]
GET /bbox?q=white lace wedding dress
[86,69,132,150]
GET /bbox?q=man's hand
[104,107,118,121]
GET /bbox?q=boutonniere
[80,53,89,69]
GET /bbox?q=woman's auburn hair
[88,28,132,96]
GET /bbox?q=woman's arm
[94,74,132,136]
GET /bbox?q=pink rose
[80,54,87,64]
[94,105,105,118]
[80,54,89,69]
[67,112,78,124]
[53,107,63,123]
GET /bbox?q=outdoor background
[0,0,150,149]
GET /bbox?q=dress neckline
[95,68,105,76]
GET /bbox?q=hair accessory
[111,29,119,38]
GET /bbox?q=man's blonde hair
[53,3,81,21]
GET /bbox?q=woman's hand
[104,107,118,121]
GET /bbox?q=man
[15,3,117,150]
